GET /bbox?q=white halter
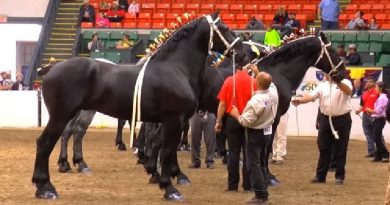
[314,37,344,76]
[205,15,240,56]
[314,36,345,140]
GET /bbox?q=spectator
[273,6,289,25]
[337,44,346,61]
[95,12,110,28]
[128,0,140,18]
[246,16,265,30]
[356,76,379,158]
[88,33,104,51]
[11,73,27,91]
[318,0,340,30]
[116,34,132,49]
[345,11,366,30]
[99,0,111,10]
[107,1,125,22]
[366,81,389,162]
[368,18,379,30]
[345,44,362,66]
[78,0,95,26]
[119,0,129,12]
[264,24,281,49]
[280,12,301,37]
[351,78,363,98]
[0,72,11,90]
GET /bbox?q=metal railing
[72,28,82,57]
[24,0,61,88]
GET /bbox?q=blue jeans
[321,20,339,30]
[363,113,376,155]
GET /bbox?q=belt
[320,112,350,119]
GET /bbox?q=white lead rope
[130,57,151,148]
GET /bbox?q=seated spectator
[119,0,129,12]
[246,16,265,30]
[78,0,95,26]
[128,0,140,18]
[107,1,125,22]
[99,0,111,10]
[368,18,379,30]
[116,34,132,49]
[11,73,27,91]
[345,11,366,30]
[88,33,104,51]
[0,72,12,90]
[264,24,281,49]
[273,6,289,25]
[280,12,301,37]
[95,12,110,28]
[351,78,363,98]
[345,44,362,65]
[337,44,347,61]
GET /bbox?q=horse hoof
[36,191,58,199]
[164,192,184,201]
[58,166,72,173]
[78,167,91,173]
[177,178,191,186]
[268,178,280,187]
[117,143,127,151]
[149,176,160,184]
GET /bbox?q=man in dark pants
[292,73,352,184]
[188,110,216,169]
[215,62,254,192]
[230,71,278,205]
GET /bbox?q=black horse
[32,11,247,201]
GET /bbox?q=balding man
[230,71,279,205]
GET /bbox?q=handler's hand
[229,106,240,118]
[247,64,259,76]
[291,97,300,106]
[215,122,222,133]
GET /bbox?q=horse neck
[260,42,320,91]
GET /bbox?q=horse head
[313,31,346,82]
[204,11,247,68]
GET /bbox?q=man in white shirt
[230,70,278,205]
[292,73,352,185]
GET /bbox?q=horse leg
[136,122,147,164]
[145,123,162,184]
[57,112,80,173]
[32,116,72,199]
[72,110,95,173]
[159,119,183,201]
[115,119,127,151]
[176,170,191,186]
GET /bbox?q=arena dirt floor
[0,128,388,205]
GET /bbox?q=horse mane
[150,17,202,60]
[259,36,319,67]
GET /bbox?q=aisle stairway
[307,0,351,29]
[41,0,83,65]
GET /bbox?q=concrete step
[52,27,77,33]
[45,47,73,52]
[57,13,79,19]
[53,22,77,29]
[51,32,76,39]
[60,2,82,9]
[43,52,72,56]
[56,17,78,23]
[58,7,79,13]
[49,38,75,44]
[47,43,74,48]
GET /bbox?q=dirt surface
[0,128,388,205]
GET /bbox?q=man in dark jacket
[78,0,96,26]
[345,44,362,66]
[246,16,265,30]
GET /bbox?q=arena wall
[0,0,49,18]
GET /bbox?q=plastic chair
[229,4,243,14]
[141,3,155,13]
[200,4,214,13]
[156,3,170,13]
[171,3,184,13]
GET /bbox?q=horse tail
[37,64,54,76]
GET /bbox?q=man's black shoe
[188,163,200,169]
[310,177,326,184]
[365,154,375,158]
[371,158,382,162]
[246,197,270,205]
[225,188,238,192]
[383,158,389,163]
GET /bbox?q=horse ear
[319,31,329,44]
[211,10,220,19]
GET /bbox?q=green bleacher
[324,31,390,66]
